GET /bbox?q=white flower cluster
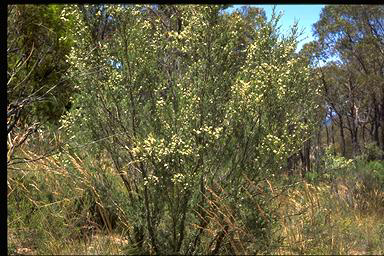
[143,175,160,186]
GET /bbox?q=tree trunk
[349,103,360,156]
[325,124,330,146]
[381,89,384,152]
[373,97,380,146]
[287,155,294,176]
[331,122,336,155]
[315,124,323,171]
[300,139,311,177]
[350,126,359,157]
[338,114,346,157]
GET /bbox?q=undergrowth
[8,146,384,255]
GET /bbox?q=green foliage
[305,171,322,183]
[324,146,355,172]
[8,4,384,255]
[58,4,321,254]
[7,4,75,125]
[238,182,282,253]
[17,4,384,255]
[357,160,384,187]
[360,142,384,161]
[353,160,384,209]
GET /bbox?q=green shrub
[360,143,384,161]
[304,171,332,183]
[324,146,355,173]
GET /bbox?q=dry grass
[9,228,129,255]
[274,178,384,255]
[8,146,131,255]
[8,145,384,255]
[41,233,129,255]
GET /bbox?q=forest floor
[8,153,384,255]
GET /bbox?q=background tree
[313,5,384,157]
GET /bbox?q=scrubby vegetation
[7,4,384,255]
[8,147,384,255]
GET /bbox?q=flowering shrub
[60,5,321,254]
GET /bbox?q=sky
[228,5,325,52]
